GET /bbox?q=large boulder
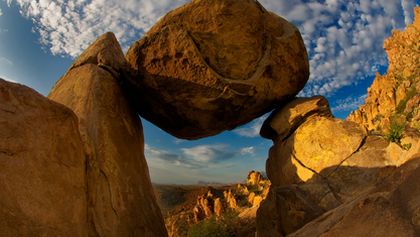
[49,32,167,237]
[126,0,309,139]
[257,96,420,236]
[0,79,88,236]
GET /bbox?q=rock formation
[289,158,420,237]
[257,95,419,236]
[0,79,88,236]
[161,172,270,237]
[48,32,167,237]
[125,0,309,139]
[348,7,420,134]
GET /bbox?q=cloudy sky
[0,0,418,184]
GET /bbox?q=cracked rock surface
[257,96,420,237]
[125,0,309,139]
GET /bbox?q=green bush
[386,119,405,143]
[187,217,229,237]
[187,211,238,237]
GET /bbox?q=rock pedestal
[49,32,167,237]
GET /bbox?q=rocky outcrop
[261,96,332,140]
[289,158,420,237]
[163,172,270,237]
[49,32,167,237]
[246,170,264,186]
[348,7,420,134]
[0,79,88,236]
[257,96,420,236]
[126,0,309,139]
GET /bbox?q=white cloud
[0,7,3,16]
[8,0,188,57]
[260,0,416,96]
[145,143,256,169]
[0,57,13,67]
[8,0,419,95]
[401,0,416,25]
[181,144,235,163]
[239,146,256,156]
[331,94,367,112]
[234,114,268,138]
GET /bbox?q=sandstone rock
[348,7,420,133]
[258,93,419,236]
[126,0,309,139]
[214,198,223,218]
[0,79,88,236]
[261,96,332,140]
[49,32,167,237]
[252,196,263,208]
[289,158,420,237]
[224,190,238,209]
[267,115,366,185]
[246,170,264,186]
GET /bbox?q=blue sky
[0,0,418,184]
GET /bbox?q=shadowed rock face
[0,79,88,236]
[126,0,309,139]
[49,32,167,237]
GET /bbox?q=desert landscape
[0,0,419,236]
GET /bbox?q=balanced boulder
[126,0,309,139]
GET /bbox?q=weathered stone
[289,158,420,237]
[261,96,332,140]
[266,115,366,185]
[0,79,88,236]
[126,0,309,139]
[258,90,419,236]
[49,33,167,237]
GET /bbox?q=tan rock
[248,192,256,206]
[252,196,263,208]
[224,190,237,209]
[126,0,309,139]
[261,96,332,140]
[0,79,88,236]
[48,33,167,237]
[214,198,223,218]
[267,116,366,185]
[289,158,420,237]
[246,170,264,186]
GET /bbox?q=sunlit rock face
[126,0,309,139]
[49,32,168,237]
[0,79,88,236]
[257,96,420,236]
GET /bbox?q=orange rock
[126,0,309,139]
[0,79,88,236]
[49,32,167,237]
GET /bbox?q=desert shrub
[187,211,238,237]
[386,118,405,143]
[402,143,412,151]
